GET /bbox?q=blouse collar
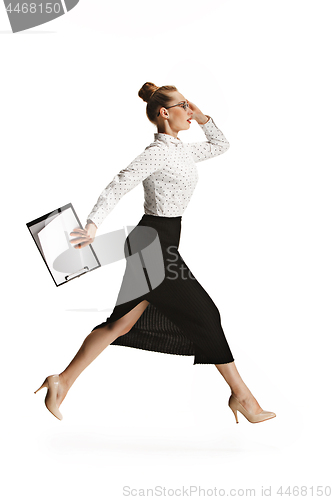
[154,132,182,145]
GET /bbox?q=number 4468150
[6,3,61,14]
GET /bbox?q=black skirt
[91,214,234,365]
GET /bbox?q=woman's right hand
[187,100,209,124]
[70,222,97,249]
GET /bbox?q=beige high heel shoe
[34,374,63,420]
[228,394,276,424]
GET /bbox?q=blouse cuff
[198,115,214,130]
[86,215,100,228]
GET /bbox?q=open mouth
[187,119,191,123]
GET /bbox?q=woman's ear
[159,107,168,119]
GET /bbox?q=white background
[1,1,332,498]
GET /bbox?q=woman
[34,82,276,425]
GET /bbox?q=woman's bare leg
[55,300,150,408]
[215,362,263,414]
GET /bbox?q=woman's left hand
[187,100,209,124]
[70,222,97,249]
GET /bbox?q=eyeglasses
[157,101,190,117]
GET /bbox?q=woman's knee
[117,300,150,337]
[116,321,132,337]
[102,300,150,339]
[104,319,129,338]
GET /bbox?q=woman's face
[161,91,193,132]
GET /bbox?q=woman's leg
[55,300,150,408]
[215,362,263,414]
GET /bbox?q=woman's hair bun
[138,82,160,103]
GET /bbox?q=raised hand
[186,100,209,124]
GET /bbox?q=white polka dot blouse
[86,116,230,228]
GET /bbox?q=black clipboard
[26,203,101,286]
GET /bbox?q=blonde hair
[138,82,178,125]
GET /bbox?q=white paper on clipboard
[27,203,100,286]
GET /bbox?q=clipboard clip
[65,267,89,281]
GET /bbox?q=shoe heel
[230,406,239,423]
[34,379,47,394]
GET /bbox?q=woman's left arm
[187,101,230,163]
